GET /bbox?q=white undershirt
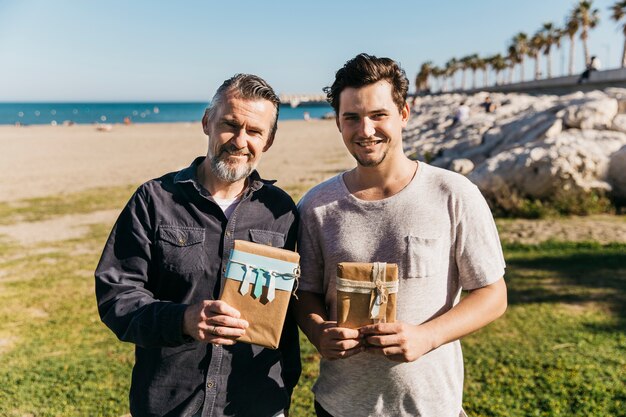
[213,195,242,220]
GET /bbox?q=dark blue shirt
[95,157,301,417]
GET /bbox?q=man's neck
[344,155,417,201]
[196,160,248,199]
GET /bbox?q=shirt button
[207,380,215,388]
[225,231,231,237]
[222,266,226,273]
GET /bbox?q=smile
[355,139,383,147]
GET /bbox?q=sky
[0,0,623,101]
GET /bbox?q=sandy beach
[0,120,352,202]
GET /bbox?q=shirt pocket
[405,235,442,279]
[249,229,286,248]
[157,226,206,273]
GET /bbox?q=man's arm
[293,291,363,360]
[95,187,247,347]
[360,277,507,362]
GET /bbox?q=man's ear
[400,102,410,126]
[263,135,275,152]
[202,109,210,135]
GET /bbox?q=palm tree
[540,22,562,78]
[445,58,459,91]
[611,0,626,67]
[466,54,481,89]
[459,55,475,90]
[564,15,580,75]
[510,32,529,82]
[529,32,544,79]
[474,56,488,88]
[506,45,521,84]
[488,54,508,85]
[415,61,433,93]
[573,0,601,66]
[431,66,445,92]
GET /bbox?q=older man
[96,74,300,417]
[295,54,507,417]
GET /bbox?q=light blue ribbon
[225,249,299,302]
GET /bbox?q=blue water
[0,102,334,126]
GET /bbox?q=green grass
[0,185,136,225]
[1,188,625,416]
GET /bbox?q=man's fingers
[205,300,242,318]
[208,314,249,330]
[325,345,365,360]
[366,346,406,362]
[364,334,400,347]
[323,326,360,340]
[359,323,399,335]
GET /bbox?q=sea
[0,102,334,126]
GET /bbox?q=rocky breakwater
[405,88,626,213]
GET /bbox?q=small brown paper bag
[220,240,300,349]
[336,262,398,329]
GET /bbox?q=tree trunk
[472,70,477,89]
[520,56,525,82]
[461,70,467,90]
[483,69,488,87]
[534,55,540,79]
[622,36,626,68]
[569,35,575,75]
[582,29,590,66]
[546,51,552,78]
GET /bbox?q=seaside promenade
[432,67,626,96]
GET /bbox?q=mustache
[219,144,250,156]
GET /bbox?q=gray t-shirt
[298,162,506,417]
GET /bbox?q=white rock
[402,90,626,207]
[608,145,626,199]
[563,95,618,130]
[450,158,475,175]
[611,114,626,133]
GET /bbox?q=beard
[208,144,257,183]
[353,150,388,167]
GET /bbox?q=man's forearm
[421,278,507,350]
[293,291,329,350]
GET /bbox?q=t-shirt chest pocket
[405,235,442,279]
[157,226,206,273]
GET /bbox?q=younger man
[295,54,507,417]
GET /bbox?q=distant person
[294,53,507,417]
[123,116,132,125]
[452,100,470,125]
[95,74,300,417]
[481,95,496,113]
[578,56,601,84]
[304,111,311,121]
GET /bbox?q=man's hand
[183,300,248,345]
[359,322,433,362]
[314,321,364,360]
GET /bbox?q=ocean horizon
[0,102,334,126]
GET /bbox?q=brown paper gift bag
[336,262,398,329]
[220,240,300,349]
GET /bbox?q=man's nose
[358,118,375,137]
[230,128,249,149]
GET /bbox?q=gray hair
[207,73,280,140]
